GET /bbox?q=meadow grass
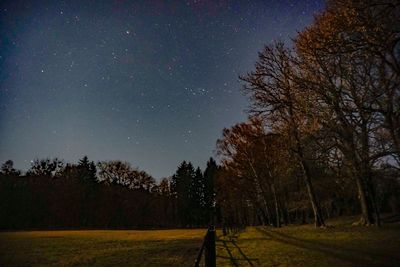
[0,229,205,267]
[216,216,400,266]
[1,216,400,267]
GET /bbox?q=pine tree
[204,158,217,225]
[171,161,195,227]
[190,167,206,226]
[78,156,97,183]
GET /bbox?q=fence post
[204,227,216,267]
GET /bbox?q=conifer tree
[204,158,217,224]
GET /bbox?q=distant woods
[0,157,218,229]
[171,159,217,227]
[216,0,400,227]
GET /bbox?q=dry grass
[2,216,400,266]
[0,229,205,267]
[216,216,400,266]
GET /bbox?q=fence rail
[194,227,216,267]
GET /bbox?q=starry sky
[0,0,324,179]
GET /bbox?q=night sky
[0,0,324,179]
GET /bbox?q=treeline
[215,0,400,227]
[170,159,217,227]
[0,157,217,230]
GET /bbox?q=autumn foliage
[215,0,400,227]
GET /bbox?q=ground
[1,216,400,267]
[0,229,205,267]
[216,216,400,266]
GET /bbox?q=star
[0,0,324,179]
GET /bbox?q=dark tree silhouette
[26,158,64,177]
[78,156,97,183]
[1,160,21,176]
[204,158,217,224]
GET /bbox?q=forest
[1,0,400,231]
[0,157,217,229]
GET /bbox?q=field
[0,229,205,267]
[1,217,400,267]
[216,216,400,266]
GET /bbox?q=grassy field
[216,216,400,266]
[1,217,400,267]
[0,229,205,267]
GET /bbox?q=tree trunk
[263,198,272,226]
[300,159,325,227]
[293,127,325,227]
[364,172,381,226]
[271,183,281,228]
[247,158,272,226]
[355,122,380,226]
[283,191,291,225]
[354,172,374,225]
[288,100,325,227]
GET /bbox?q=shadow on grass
[217,236,258,267]
[257,227,400,267]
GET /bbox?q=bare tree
[293,0,400,225]
[240,43,326,227]
[27,158,64,177]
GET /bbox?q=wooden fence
[194,226,216,267]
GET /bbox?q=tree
[97,160,154,192]
[171,161,196,226]
[189,167,206,225]
[0,160,21,176]
[293,0,400,225]
[27,158,64,177]
[217,119,270,226]
[136,171,156,192]
[158,177,171,197]
[204,158,217,224]
[97,160,133,186]
[301,0,400,161]
[240,43,326,227]
[78,156,97,183]
[216,117,302,227]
